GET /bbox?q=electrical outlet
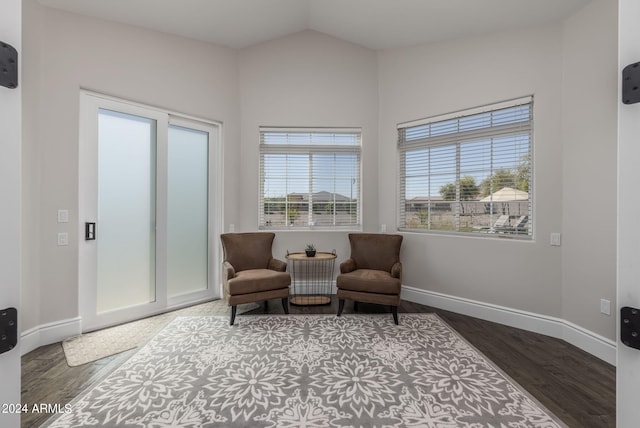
[600,298,611,316]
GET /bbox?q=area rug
[61,300,258,366]
[46,314,566,427]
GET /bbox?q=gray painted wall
[21,0,617,347]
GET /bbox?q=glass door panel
[167,125,209,297]
[80,92,220,331]
[96,109,157,313]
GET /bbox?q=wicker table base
[286,251,336,306]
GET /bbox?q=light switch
[57,209,69,223]
[550,233,561,246]
[57,232,69,246]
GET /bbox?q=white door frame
[0,1,22,426]
[166,116,223,308]
[78,91,222,331]
[617,0,640,424]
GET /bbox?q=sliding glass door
[96,109,158,314]
[79,92,220,331]
[167,123,210,299]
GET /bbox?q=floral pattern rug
[45,314,566,427]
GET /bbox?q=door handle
[85,222,96,240]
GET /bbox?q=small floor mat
[62,300,258,366]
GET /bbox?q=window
[398,97,533,238]
[259,128,361,230]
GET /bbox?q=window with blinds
[259,128,361,230]
[398,97,533,238]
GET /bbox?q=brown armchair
[220,232,290,325]
[336,233,403,324]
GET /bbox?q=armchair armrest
[391,261,402,279]
[223,261,236,280]
[340,258,357,274]
[268,257,287,272]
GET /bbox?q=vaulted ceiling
[37,0,592,50]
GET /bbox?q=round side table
[285,251,336,305]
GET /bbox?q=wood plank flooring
[21,298,615,427]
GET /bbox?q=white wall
[21,1,619,362]
[237,30,379,263]
[378,7,618,348]
[378,26,565,316]
[21,0,240,335]
[561,0,618,340]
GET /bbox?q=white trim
[402,285,616,366]
[20,294,225,355]
[260,126,362,134]
[21,287,616,366]
[80,88,222,128]
[20,317,82,356]
[397,95,533,129]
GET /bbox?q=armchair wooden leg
[391,306,398,325]
[281,297,289,314]
[230,305,237,326]
[337,298,345,317]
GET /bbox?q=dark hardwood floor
[21,298,615,427]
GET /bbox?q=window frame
[258,127,362,231]
[397,96,534,239]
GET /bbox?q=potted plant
[305,243,316,257]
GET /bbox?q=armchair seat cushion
[337,269,401,295]
[227,269,291,296]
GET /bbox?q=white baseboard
[20,288,616,365]
[20,317,82,356]
[402,286,616,366]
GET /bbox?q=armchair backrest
[220,232,275,272]
[348,233,402,272]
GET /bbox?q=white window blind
[398,97,533,238]
[259,128,361,229]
